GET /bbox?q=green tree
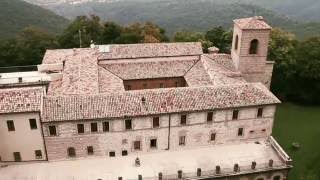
[205,26,232,53]
[101,22,122,44]
[59,15,104,48]
[174,31,212,52]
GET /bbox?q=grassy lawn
[273,103,320,180]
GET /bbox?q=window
[235,35,239,50]
[179,136,186,146]
[109,151,115,157]
[150,139,157,148]
[153,117,160,128]
[160,83,165,88]
[134,141,141,150]
[48,125,57,136]
[143,83,148,89]
[273,176,281,180]
[77,124,85,134]
[175,82,179,87]
[249,39,259,54]
[180,115,187,125]
[7,120,15,131]
[87,146,94,155]
[238,128,244,136]
[67,147,76,157]
[232,110,239,120]
[103,121,110,132]
[257,108,263,118]
[125,119,132,130]
[13,152,21,162]
[122,150,128,156]
[29,119,37,129]
[207,112,213,122]
[210,133,216,141]
[91,122,98,133]
[126,85,132,90]
[35,150,42,159]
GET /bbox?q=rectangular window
[180,114,187,125]
[48,125,57,136]
[153,117,160,128]
[257,108,263,118]
[207,112,213,122]
[150,139,157,148]
[125,119,132,130]
[122,150,128,156]
[109,151,115,157]
[91,122,98,133]
[35,150,42,159]
[77,124,85,134]
[179,136,186,146]
[143,83,148,89]
[103,121,110,132]
[210,133,216,141]
[238,128,244,136]
[13,152,21,161]
[134,141,141,150]
[126,85,132,90]
[7,120,15,131]
[29,119,37,130]
[232,110,239,120]
[160,83,165,88]
[87,146,94,155]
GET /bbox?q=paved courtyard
[0,141,284,180]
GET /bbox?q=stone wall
[44,105,276,161]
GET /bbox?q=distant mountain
[35,0,320,38]
[0,0,69,39]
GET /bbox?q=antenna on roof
[79,29,82,48]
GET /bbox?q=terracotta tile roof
[0,87,44,114]
[234,16,272,30]
[99,56,199,80]
[98,66,125,93]
[184,59,215,87]
[61,49,99,95]
[42,49,74,64]
[204,54,237,71]
[98,42,203,60]
[42,83,280,122]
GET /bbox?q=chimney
[208,47,219,54]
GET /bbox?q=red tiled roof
[234,16,272,30]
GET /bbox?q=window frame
[122,150,128,156]
[29,119,37,130]
[67,147,76,158]
[150,138,157,149]
[207,112,214,123]
[87,146,94,155]
[134,140,141,151]
[180,114,187,125]
[238,128,244,137]
[90,122,98,133]
[249,39,259,55]
[232,110,239,120]
[125,119,132,130]
[179,136,186,146]
[35,150,42,159]
[152,117,160,128]
[235,35,239,50]
[7,120,15,131]
[13,152,21,162]
[210,133,216,141]
[102,121,110,132]
[48,125,57,136]
[257,107,264,118]
[77,123,85,134]
[109,151,115,157]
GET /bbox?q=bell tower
[231,16,274,89]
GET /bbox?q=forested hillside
[40,0,320,38]
[0,0,69,39]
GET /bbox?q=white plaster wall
[43,105,276,161]
[0,112,46,162]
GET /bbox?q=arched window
[249,39,259,54]
[67,147,76,157]
[234,35,239,50]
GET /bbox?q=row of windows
[47,108,265,136]
[6,119,37,132]
[8,150,43,162]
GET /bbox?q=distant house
[0,17,292,180]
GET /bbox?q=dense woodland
[0,15,319,105]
